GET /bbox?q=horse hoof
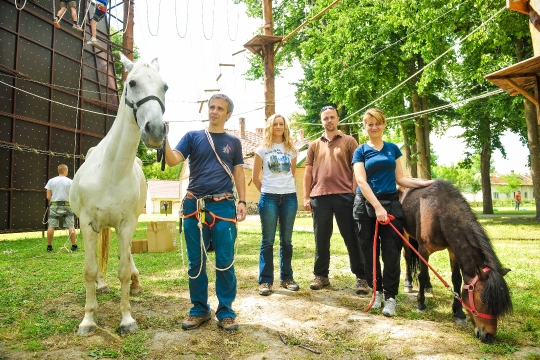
[417,304,426,311]
[77,324,97,336]
[119,322,138,335]
[454,317,467,326]
[425,287,433,294]
[130,284,143,295]
[97,285,109,294]
[403,285,413,293]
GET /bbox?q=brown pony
[399,180,512,343]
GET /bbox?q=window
[493,192,499,199]
[524,192,528,199]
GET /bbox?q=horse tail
[405,237,420,283]
[98,227,111,278]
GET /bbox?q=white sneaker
[382,298,396,317]
[86,38,98,46]
[372,291,383,309]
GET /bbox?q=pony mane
[435,180,503,272]
[435,180,512,316]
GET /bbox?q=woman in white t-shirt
[253,114,299,296]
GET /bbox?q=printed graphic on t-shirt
[221,144,232,154]
[266,149,291,174]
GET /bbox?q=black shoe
[71,244,78,251]
[47,245,53,252]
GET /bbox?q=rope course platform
[0,0,128,233]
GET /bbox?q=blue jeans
[183,196,237,320]
[258,192,298,284]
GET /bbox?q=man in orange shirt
[515,191,522,210]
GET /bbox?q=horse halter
[125,87,165,127]
[460,267,496,320]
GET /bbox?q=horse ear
[476,265,488,280]
[151,58,160,72]
[501,268,511,276]
[120,53,134,73]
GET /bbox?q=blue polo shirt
[352,142,402,196]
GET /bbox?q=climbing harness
[363,215,496,320]
[181,191,238,279]
[179,128,240,280]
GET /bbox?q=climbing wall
[0,0,122,232]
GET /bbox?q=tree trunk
[410,143,418,178]
[412,92,429,179]
[400,122,413,177]
[481,141,493,214]
[421,95,431,178]
[523,99,540,219]
[515,37,540,220]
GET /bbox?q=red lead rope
[363,214,495,319]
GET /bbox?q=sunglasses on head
[320,105,336,112]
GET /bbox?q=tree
[495,173,522,199]
[142,162,182,180]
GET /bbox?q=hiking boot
[372,291,383,309]
[310,276,330,290]
[54,17,61,28]
[86,38,98,46]
[356,278,371,295]
[382,298,397,317]
[259,282,272,296]
[73,24,83,31]
[218,317,238,331]
[71,244,78,251]
[47,245,53,252]
[181,313,211,330]
[281,280,300,291]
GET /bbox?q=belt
[186,191,234,204]
[51,201,70,206]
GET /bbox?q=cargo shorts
[60,1,77,8]
[48,205,75,228]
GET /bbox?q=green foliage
[496,173,522,196]
[236,0,530,177]
[432,163,480,194]
[142,162,182,180]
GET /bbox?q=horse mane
[434,180,512,316]
[434,180,502,270]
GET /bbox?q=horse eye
[129,80,136,87]
[164,84,169,92]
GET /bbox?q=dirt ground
[1,282,539,360]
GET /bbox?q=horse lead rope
[363,215,495,319]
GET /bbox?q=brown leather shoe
[181,313,211,330]
[280,280,300,291]
[218,317,238,331]
[310,276,330,290]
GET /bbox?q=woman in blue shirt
[352,108,433,317]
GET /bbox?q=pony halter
[461,267,496,319]
[125,90,165,127]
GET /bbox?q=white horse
[70,53,167,335]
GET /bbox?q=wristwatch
[238,200,246,205]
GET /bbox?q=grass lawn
[0,214,539,359]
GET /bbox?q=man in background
[45,164,78,252]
